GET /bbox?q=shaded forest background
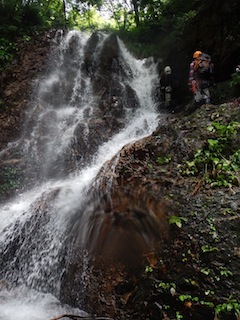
[1,0,240,105]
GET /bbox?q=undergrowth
[179,120,240,188]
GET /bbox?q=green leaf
[208,139,219,147]
[212,157,220,165]
[169,215,188,228]
[179,294,192,302]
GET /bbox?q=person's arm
[188,62,195,92]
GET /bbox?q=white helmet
[164,66,172,74]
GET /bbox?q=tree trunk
[131,0,140,27]
[62,0,67,29]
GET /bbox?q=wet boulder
[60,189,169,315]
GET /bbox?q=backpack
[194,53,213,76]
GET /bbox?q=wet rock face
[60,101,240,319]
[60,189,169,313]
[71,190,168,261]
[58,32,139,175]
[0,32,53,202]
[0,32,141,194]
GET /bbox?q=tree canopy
[0,0,240,82]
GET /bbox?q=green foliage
[219,267,233,277]
[179,121,240,188]
[200,268,211,275]
[158,281,176,291]
[207,120,240,136]
[207,218,217,237]
[175,10,197,35]
[99,1,133,31]
[169,215,187,228]
[38,0,66,28]
[116,27,160,58]
[179,293,199,302]
[0,38,16,70]
[21,4,43,27]
[215,297,240,318]
[230,71,240,88]
[144,257,239,320]
[0,167,20,195]
[68,6,108,30]
[0,0,66,38]
[156,155,171,165]
[145,265,153,273]
[222,208,237,216]
[175,311,183,319]
[201,245,218,253]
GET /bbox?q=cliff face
[0,31,57,201]
[83,101,240,320]
[0,32,54,149]
[0,32,240,320]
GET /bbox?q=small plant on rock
[179,121,240,188]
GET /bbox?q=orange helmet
[193,50,202,59]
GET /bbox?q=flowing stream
[0,31,162,319]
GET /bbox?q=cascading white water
[0,30,162,320]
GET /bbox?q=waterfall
[0,30,162,319]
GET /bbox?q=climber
[188,50,203,107]
[160,65,173,109]
[188,50,214,108]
